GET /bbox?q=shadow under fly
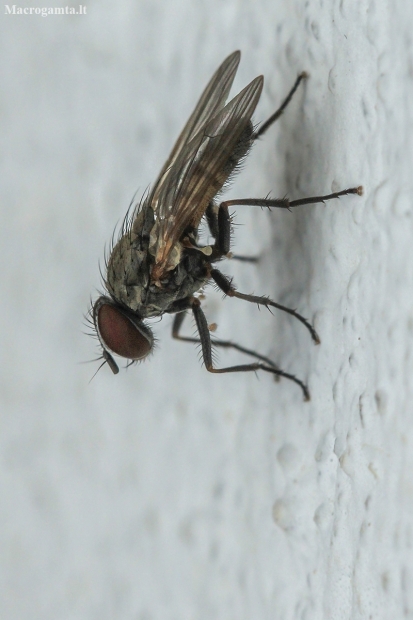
[88,51,362,400]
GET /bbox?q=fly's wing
[150,75,263,281]
[148,51,241,207]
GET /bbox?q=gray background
[1,0,413,618]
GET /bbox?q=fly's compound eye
[93,298,153,366]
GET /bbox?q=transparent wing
[151,75,263,280]
[148,51,241,207]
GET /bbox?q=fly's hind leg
[209,184,363,262]
[208,191,362,342]
[179,298,310,401]
[207,201,258,263]
[253,71,308,140]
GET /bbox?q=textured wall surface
[1,1,413,618]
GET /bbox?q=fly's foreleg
[172,305,280,371]
[189,298,310,401]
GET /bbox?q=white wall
[1,1,413,618]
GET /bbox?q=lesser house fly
[89,51,362,400]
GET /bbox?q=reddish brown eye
[97,303,152,360]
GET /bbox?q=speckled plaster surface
[1,1,413,618]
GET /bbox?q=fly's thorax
[105,203,155,313]
[105,197,210,317]
[132,202,155,240]
[148,219,183,274]
[106,234,150,312]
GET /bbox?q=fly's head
[91,296,154,374]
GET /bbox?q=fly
[88,51,362,400]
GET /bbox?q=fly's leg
[229,254,259,263]
[210,268,320,344]
[253,72,308,140]
[172,309,280,371]
[210,188,362,262]
[210,188,363,256]
[207,200,231,260]
[185,298,310,401]
[221,187,363,212]
[209,188,362,341]
[205,202,219,240]
[207,202,259,262]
